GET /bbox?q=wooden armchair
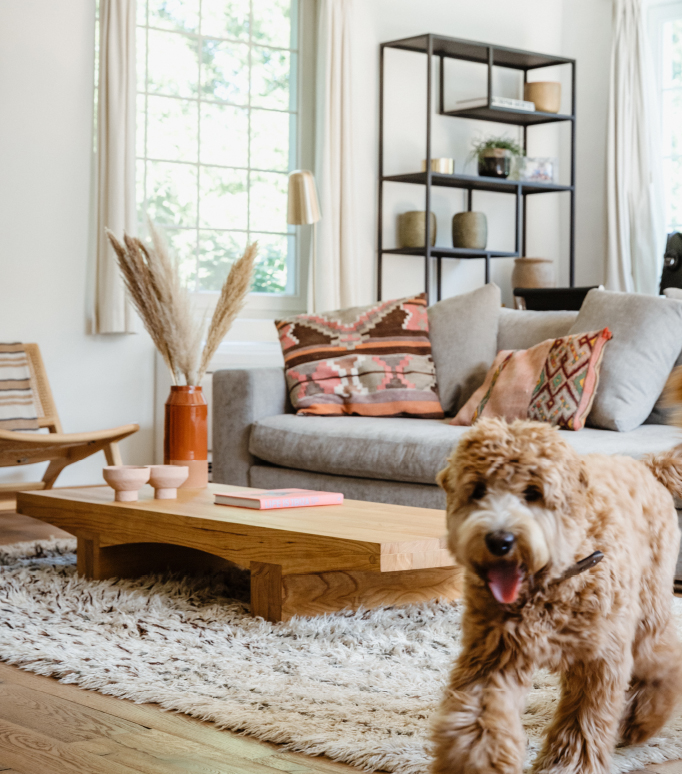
[0,344,138,511]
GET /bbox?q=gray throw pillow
[497,308,578,351]
[428,283,501,415]
[568,289,682,432]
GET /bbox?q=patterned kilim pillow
[452,328,612,431]
[275,294,444,418]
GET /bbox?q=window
[135,0,311,307]
[649,1,682,234]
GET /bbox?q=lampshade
[287,170,321,225]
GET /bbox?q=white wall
[0,0,156,487]
[351,0,613,307]
[561,0,613,288]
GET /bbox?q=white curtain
[312,0,360,313]
[94,0,136,334]
[606,0,664,295]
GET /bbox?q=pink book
[214,488,344,510]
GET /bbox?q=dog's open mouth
[486,562,524,604]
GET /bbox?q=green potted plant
[470,136,523,179]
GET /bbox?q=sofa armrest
[212,368,288,486]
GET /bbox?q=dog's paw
[431,708,524,774]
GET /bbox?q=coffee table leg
[249,563,463,622]
[250,561,283,622]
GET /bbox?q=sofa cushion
[428,283,501,415]
[250,414,681,485]
[275,294,444,419]
[452,328,612,431]
[497,308,578,351]
[568,289,682,431]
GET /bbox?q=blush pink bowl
[149,465,189,499]
[102,466,150,502]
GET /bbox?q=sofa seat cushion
[249,415,682,485]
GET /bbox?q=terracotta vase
[164,386,208,488]
[524,82,562,114]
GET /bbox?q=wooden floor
[0,511,680,774]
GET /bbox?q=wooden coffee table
[16,485,462,622]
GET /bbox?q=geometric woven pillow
[451,328,612,431]
[275,293,445,418]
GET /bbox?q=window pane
[163,228,199,290]
[664,157,682,230]
[199,166,248,229]
[250,109,293,171]
[198,230,248,291]
[252,0,291,49]
[137,0,147,26]
[250,232,292,293]
[136,159,147,223]
[148,0,199,33]
[662,90,682,157]
[663,20,682,89]
[147,96,198,162]
[147,30,199,97]
[136,94,146,158]
[137,27,147,91]
[251,47,292,110]
[201,40,249,104]
[146,161,198,226]
[200,103,248,167]
[249,171,288,232]
[201,0,249,41]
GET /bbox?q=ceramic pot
[149,464,190,499]
[102,465,150,502]
[452,212,487,250]
[511,257,556,290]
[397,211,437,248]
[421,158,454,174]
[524,82,561,114]
[164,385,208,488]
[478,149,512,178]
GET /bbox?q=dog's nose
[485,531,515,556]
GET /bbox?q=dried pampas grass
[106,222,257,386]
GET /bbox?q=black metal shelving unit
[378,34,576,303]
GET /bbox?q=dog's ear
[436,466,450,492]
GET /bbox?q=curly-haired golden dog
[432,418,682,774]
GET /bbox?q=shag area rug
[2,539,682,773]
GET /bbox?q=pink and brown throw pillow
[452,328,612,431]
[275,294,444,418]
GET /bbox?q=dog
[431,418,682,774]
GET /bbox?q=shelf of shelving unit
[378,33,576,302]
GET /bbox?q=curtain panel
[94,0,136,334]
[606,0,664,295]
[312,0,361,313]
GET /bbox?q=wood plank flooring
[0,510,679,774]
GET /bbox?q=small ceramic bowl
[149,465,189,499]
[102,466,150,502]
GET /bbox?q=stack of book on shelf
[456,96,536,112]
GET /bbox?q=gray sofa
[213,292,682,510]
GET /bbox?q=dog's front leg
[531,657,631,774]
[431,647,532,774]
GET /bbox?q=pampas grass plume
[106,222,257,386]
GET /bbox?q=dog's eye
[524,485,542,503]
[471,481,486,500]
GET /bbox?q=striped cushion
[275,294,444,418]
[0,343,39,431]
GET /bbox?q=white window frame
[648,0,682,233]
[136,0,317,319]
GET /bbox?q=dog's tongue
[487,564,523,604]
